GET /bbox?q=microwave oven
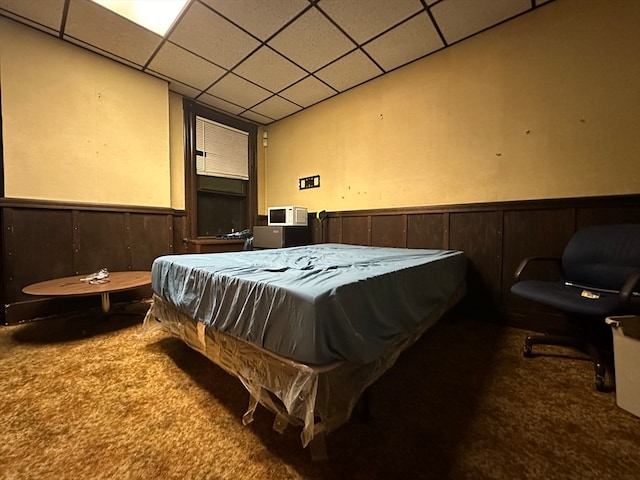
[268,206,308,226]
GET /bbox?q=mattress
[151,243,466,365]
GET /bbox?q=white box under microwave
[268,206,308,226]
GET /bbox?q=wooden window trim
[183,99,257,239]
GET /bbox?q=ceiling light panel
[90,0,188,36]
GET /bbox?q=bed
[141,243,466,458]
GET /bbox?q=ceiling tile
[240,110,275,125]
[64,0,162,66]
[233,46,308,94]
[206,73,271,109]
[0,0,65,33]
[252,95,301,120]
[169,1,260,69]
[197,93,245,115]
[0,0,542,125]
[315,49,383,92]
[432,0,532,45]
[201,0,309,41]
[164,78,202,99]
[279,76,337,107]
[147,41,226,91]
[61,37,146,70]
[319,0,424,44]
[268,7,354,73]
[363,12,444,72]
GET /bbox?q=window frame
[183,99,257,239]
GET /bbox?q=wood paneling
[499,209,577,331]
[327,217,342,243]
[502,209,575,309]
[576,206,640,229]
[342,216,370,245]
[74,211,130,274]
[449,211,503,316]
[371,215,406,247]
[407,213,447,249]
[1,201,176,324]
[173,214,188,254]
[3,208,74,302]
[319,194,640,334]
[3,194,639,329]
[311,217,323,244]
[129,213,173,268]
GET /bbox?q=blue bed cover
[151,244,466,365]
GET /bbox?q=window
[183,100,257,238]
[196,117,249,180]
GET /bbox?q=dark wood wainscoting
[10,195,631,330]
[317,194,640,333]
[1,199,180,324]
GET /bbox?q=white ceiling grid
[0,0,554,125]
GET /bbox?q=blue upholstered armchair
[511,224,640,391]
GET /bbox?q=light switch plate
[299,175,320,189]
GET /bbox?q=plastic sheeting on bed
[141,281,465,458]
[150,244,467,365]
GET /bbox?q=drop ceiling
[0,0,553,125]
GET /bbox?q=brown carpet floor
[1,302,639,479]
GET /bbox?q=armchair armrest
[619,270,640,304]
[514,257,562,282]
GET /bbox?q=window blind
[196,116,249,180]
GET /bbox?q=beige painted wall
[168,92,185,210]
[0,18,172,208]
[262,0,640,213]
[257,126,267,214]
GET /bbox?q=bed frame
[142,282,465,459]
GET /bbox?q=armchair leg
[583,342,607,392]
[523,334,607,392]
